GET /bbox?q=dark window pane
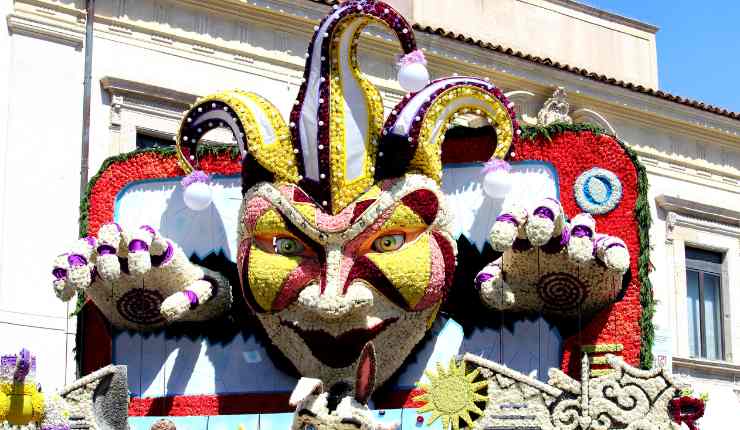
[686,270,702,358]
[136,133,173,149]
[686,247,723,264]
[686,247,724,274]
[703,273,723,360]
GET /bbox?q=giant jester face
[237,174,456,386]
[174,0,517,390]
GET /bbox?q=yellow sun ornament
[413,359,488,430]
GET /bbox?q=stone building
[1,0,739,426]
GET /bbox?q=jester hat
[176,0,520,212]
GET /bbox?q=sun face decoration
[414,359,488,430]
[174,0,518,388]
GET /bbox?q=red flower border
[514,130,644,371]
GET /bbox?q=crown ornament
[176,0,519,214]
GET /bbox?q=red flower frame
[78,128,653,415]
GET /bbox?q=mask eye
[304,424,316,430]
[372,233,405,252]
[274,237,305,255]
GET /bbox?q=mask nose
[296,245,373,320]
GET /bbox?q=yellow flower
[414,359,488,430]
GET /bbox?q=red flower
[85,151,240,236]
[669,396,705,430]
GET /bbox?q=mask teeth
[376,77,520,182]
[288,0,419,213]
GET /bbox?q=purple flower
[398,49,427,66]
[181,170,210,187]
[481,159,511,174]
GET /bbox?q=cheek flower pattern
[238,176,457,387]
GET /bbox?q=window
[136,133,173,149]
[685,247,724,360]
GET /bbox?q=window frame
[660,206,738,365]
[685,247,725,360]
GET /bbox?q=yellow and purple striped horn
[377,77,520,182]
[288,0,427,214]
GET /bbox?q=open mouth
[281,318,398,368]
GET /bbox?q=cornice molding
[656,194,740,234]
[6,11,83,47]
[634,151,739,190]
[10,0,740,142]
[672,356,740,380]
[101,76,197,108]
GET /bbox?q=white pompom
[398,62,429,92]
[483,168,512,199]
[480,280,515,310]
[184,182,213,211]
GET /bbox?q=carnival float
[2,1,706,430]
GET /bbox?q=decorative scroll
[411,353,703,430]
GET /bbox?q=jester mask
[175,0,518,387]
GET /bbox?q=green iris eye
[372,233,405,252]
[274,237,304,255]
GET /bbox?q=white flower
[567,236,594,264]
[489,203,527,251]
[525,215,553,246]
[477,260,515,310]
[525,198,564,246]
[567,213,596,264]
[596,236,630,273]
[489,221,518,252]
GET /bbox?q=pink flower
[398,49,427,66]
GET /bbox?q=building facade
[1,0,739,426]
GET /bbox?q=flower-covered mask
[174,0,517,387]
[237,175,455,384]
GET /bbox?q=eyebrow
[340,418,362,427]
[298,409,317,417]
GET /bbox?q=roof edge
[546,0,659,33]
[304,0,737,122]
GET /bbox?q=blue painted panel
[441,161,559,251]
[216,334,297,393]
[129,416,208,430]
[401,408,443,430]
[371,408,403,429]
[538,318,563,382]
[459,317,562,382]
[502,318,542,379]
[140,332,167,397]
[116,317,561,396]
[394,317,464,388]
[115,176,241,262]
[258,413,294,430]
[460,325,503,365]
[113,330,142,395]
[207,414,259,430]
[165,336,213,395]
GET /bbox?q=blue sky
[580,0,740,113]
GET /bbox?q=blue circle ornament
[574,168,623,214]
